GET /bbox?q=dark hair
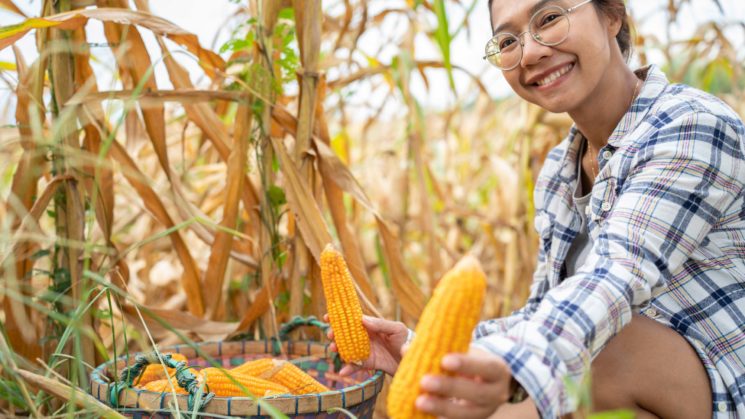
[487,0,633,60]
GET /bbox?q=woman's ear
[604,12,623,39]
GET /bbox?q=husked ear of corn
[134,353,188,386]
[233,358,329,394]
[231,357,274,376]
[200,367,289,397]
[141,378,189,394]
[320,244,370,364]
[386,255,487,419]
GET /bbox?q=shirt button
[718,402,728,412]
[602,150,613,160]
[601,202,612,211]
[647,308,657,318]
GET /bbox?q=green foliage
[222,8,299,94]
[433,0,455,91]
[0,380,26,409]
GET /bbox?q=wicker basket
[90,318,384,418]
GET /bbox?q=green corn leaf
[433,0,455,92]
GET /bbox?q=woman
[330,0,745,417]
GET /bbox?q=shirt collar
[607,64,669,148]
[554,65,669,191]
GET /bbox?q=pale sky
[1,0,743,124]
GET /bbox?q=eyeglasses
[483,0,593,70]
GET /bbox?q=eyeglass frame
[483,0,594,71]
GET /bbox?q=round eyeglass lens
[529,6,571,46]
[485,34,522,69]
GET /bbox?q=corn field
[0,0,743,417]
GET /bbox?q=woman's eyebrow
[492,0,563,35]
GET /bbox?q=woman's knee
[588,314,711,418]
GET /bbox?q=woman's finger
[326,329,335,340]
[362,316,405,334]
[400,342,410,356]
[339,364,360,376]
[329,342,338,352]
[415,394,495,419]
[441,350,510,383]
[419,374,509,406]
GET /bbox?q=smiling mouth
[534,63,575,87]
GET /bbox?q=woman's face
[489,0,621,113]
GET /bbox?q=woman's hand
[325,314,409,376]
[415,348,513,419]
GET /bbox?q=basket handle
[272,316,342,371]
[277,315,329,340]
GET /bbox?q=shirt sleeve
[472,111,744,418]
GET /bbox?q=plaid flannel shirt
[473,65,745,418]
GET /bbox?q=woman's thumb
[362,316,403,334]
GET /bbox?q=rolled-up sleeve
[473,111,744,418]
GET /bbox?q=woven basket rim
[90,339,384,416]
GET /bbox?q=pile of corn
[133,354,329,397]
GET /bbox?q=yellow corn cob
[268,360,330,394]
[387,255,487,419]
[134,353,188,386]
[232,358,329,394]
[231,358,274,376]
[141,378,189,395]
[320,244,370,364]
[200,367,289,397]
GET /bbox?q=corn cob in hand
[386,255,487,419]
[320,244,371,364]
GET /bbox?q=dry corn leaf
[156,38,260,233]
[271,106,425,319]
[120,304,238,342]
[0,8,224,78]
[272,137,332,261]
[97,5,169,181]
[0,0,27,17]
[202,103,250,319]
[233,275,282,334]
[314,81,379,307]
[108,140,205,316]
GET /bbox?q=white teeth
[536,64,573,86]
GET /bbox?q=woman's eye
[500,38,516,50]
[540,13,561,27]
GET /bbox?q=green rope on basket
[110,351,215,414]
[171,361,215,412]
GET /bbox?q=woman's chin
[535,99,573,114]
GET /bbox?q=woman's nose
[520,34,553,68]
